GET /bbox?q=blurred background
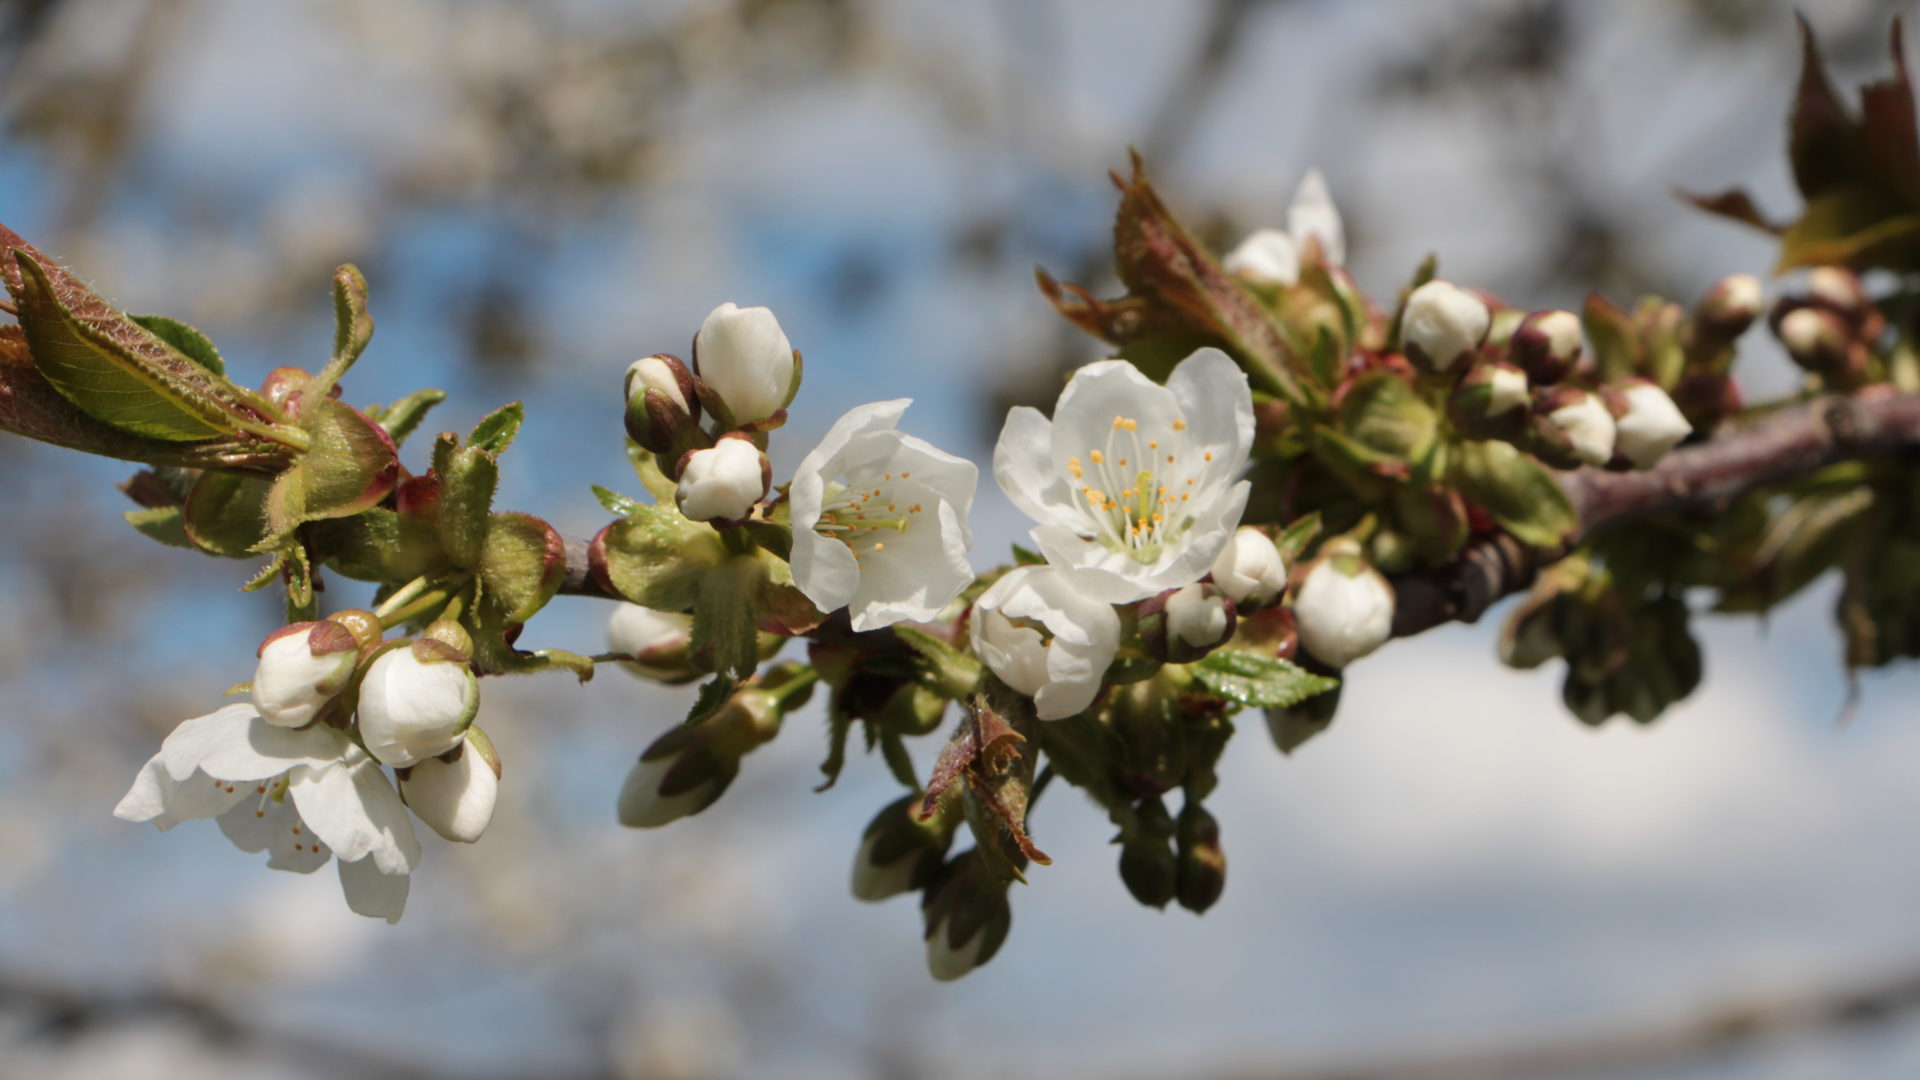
[3,1,1920,1077]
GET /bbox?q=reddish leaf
[1789,13,1865,200]
[1677,187,1781,233]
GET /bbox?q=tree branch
[1389,390,1920,638]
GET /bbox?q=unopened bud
[1609,380,1693,468]
[921,849,1013,982]
[1139,583,1237,664]
[851,795,955,902]
[1508,309,1583,385]
[1209,526,1288,608]
[399,727,501,844]
[674,435,769,523]
[1532,387,1616,469]
[694,302,798,427]
[616,685,783,828]
[1222,228,1300,287]
[356,637,480,768]
[1174,803,1226,914]
[623,353,699,453]
[1117,796,1178,909]
[1401,279,1491,374]
[607,603,701,684]
[1778,306,1852,374]
[253,617,364,728]
[1447,360,1531,441]
[1694,274,1763,341]
[1290,540,1394,669]
[1806,266,1870,323]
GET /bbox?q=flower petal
[789,399,913,530]
[1166,347,1254,488]
[160,704,348,784]
[993,405,1083,528]
[337,856,409,924]
[114,755,249,830]
[1288,168,1345,265]
[288,752,421,875]
[218,797,330,873]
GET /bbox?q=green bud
[921,849,1014,981]
[1117,796,1178,910]
[852,794,956,902]
[1174,803,1226,914]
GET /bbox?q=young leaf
[691,554,766,680]
[124,505,192,549]
[131,315,224,376]
[591,506,727,611]
[592,484,647,518]
[1191,651,1338,709]
[367,387,445,447]
[477,511,566,626]
[433,433,499,570]
[468,402,523,456]
[1452,439,1578,549]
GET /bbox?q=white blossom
[356,643,479,768]
[1292,548,1395,669]
[694,302,795,425]
[969,565,1121,720]
[398,735,499,844]
[1402,280,1491,373]
[114,703,419,922]
[606,603,699,682]
[252,623,358,728]
[1221,169,1345,286]
[675,437,768,523]
[790,399,977,631]
[1209,526,1287,606]
[993,349,1254,603]
[1547,393,1618,467]
[1613,382,1693,468]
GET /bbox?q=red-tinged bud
[1778,306,1853,375]
[1693,273,1763,342]
[260,367,313,412]
[624,353,700,454]
[1401,279,1491,375]
[1530,385,1616,469]
[1174,803,1226,914]
[1138,582,1237,664]
[674,434,770,524]
[1448,360,1531,441]
[1806,266,1871,325]
[1508,309,1583,385]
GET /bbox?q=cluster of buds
[1770,266,1883,391]
[625,303,801,525]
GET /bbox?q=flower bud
[399,727,501,844]
[1532,387,1616,469]
[851,794,955,902]
[606,603,701,684]
[356,634,480,768]
[1609,381,1693,468]
[1139,583,1237,664]
[1447,359,1530,441]
[1174,803,1226,914]
[1290,540,1394,669]
[1209,526,1288,608]
[1401,279,1490,374]
[1806,266,1870,323]
[693,302,797,427]
[1508,309,1583,385]
[674,435,769,523]
[921,849,1013,982]
[1221,228,1300,287]
[253,616,367,728]
[1693,274,1762,341]
[623,353,698,454]
[616,685,782,828]
[1778,306,1852,374]
[1117,796,1178,910]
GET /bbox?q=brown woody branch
[1388,390,1920,639]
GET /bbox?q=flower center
[813,473,925,564]
[1069,414,1207,563]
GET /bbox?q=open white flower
[114,703,419,922]
[1221,169,1345,286]
[790,399,977,632]
[969,565,1121,720]
[993,349,1253,603]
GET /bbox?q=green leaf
[477,511,564,625]
[1010,543,1045,567]
[468,402,523,455]
[433,433,498,570]
[130,315,224,376]
[307,264,373,401]
[1274,511,1322,563]
[627,442,679,503]
[592,484,647,518]
[594,505,727,611]
[1337,370,1438,468]
[1776,186,1920,272]
[124,505,192,549]
[5,249,269,442]
[367,387,445,447]
[310,507,444,582]
[692,554,766,680]
[294,397,400,520]
[1191,651,1338,709]
[183,471,273,557]
[1581,292,1640,382]
[1452,439,1578,549]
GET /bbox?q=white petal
[695,302,795,424]
[253,630,355,729]
[1165,347,1255,486]
[357,650,477,768]
[1049,363,1182,480]
[1221,228,1300,286]
[288,753,421,875]
[400,748,500,844]
[159,704,347,784]
[1615,384,1693,468]
[218,796,331,873]
[1287,168,1345,265]
[992,405,1083,528]
[792,526,862,615]
[337,856,409,924]
[114,755,249,829]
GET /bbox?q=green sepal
[258,397,400,547]
[1452,439,1578,549]
[124,505,192,549]
[626,442,679,503]
[309,264,373,400]
[1336,370,1438,470]
[477,511,566,626]
[1010,543,1045,566]
[1190,650,1338,709]
[309,507,445,583]
[692,554,767,680]
[1581,292,1640,383]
